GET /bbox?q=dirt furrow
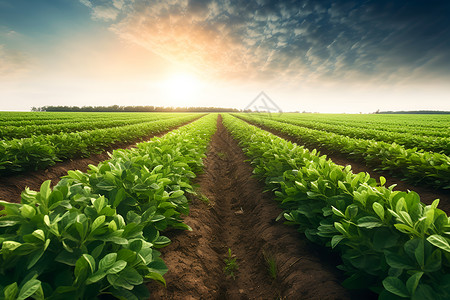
[238,117,450,212]
[0,117,201,203]
[149,116,356,299]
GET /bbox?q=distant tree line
[375,110,449,114]
[32,105,245,113]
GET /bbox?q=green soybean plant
[223,114,450,300]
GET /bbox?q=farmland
[0,112,449,299]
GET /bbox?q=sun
[163,72,201,106]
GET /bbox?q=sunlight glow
[163,72,201,106]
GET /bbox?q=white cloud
[79,0,122,21]
[79,0,450,84]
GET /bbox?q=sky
[0,0,449,113]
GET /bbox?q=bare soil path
[149,116,359,299]
[238,117,450,213]
[0,117,200,203]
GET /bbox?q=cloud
[0,44,31,78]
[80,0,122,21]
[81,0,450,83]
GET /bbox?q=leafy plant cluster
[0,114,201,175]
[236,114,450,190]
[223,114,450,299]
[256,113,448,137]
[253,114,449,155]
[0,113,180,140]
[223,248,239,280]
[0,114,217,299]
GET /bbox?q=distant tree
[35,105,242,113]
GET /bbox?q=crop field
[0,112,449,299]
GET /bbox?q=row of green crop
[0,114,184,140]
[0,115,201,175]
[0,112,178,127]
[0,113,127,126]
[236,114,450,190]
[269,113,448,137]
[223,114,450,300]
[250,114,449,154]
[0,114,218,299]
[281,113,449,129]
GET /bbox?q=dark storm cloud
[83,0,450,82]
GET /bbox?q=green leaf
[338,181,348,192]
[121,268,143,285]
[27,239,50,269]
[55,249,81,266]
[2,241,21,251]
[385,252,414,270]
[424,249,441,272]
[39,180,52,204]
[43,215,50,227]
[117,249,136,263]
[32,229,45,242]
[414,239,425,268]
[382,276,409,297]
[3,282,18,300]
[170,190,184,198]
[17,279,41,300]
[153,236,171,246]
[331,235,345,249]
[20,204,36,219]
[99,253,117,271]
[331,206,346,218]
[74,256,89,284]
[91,215,106,233]
[106,260,127,275]
[93,196,106,213]
[83,254,96,273]
[412,284,435,300]
[357,216,384,228]
[427,235,450,252]
[431,199,439,209]
[334,222,347,236]
[91,243,104,259]
[406,272,423,295]
[113,188,126,208]
[0,219,21,227]
[379,176,386,186]
[398,211,413,227]
[150,215,165,223]
[394,224,418,235]
[145,272,166,286]
[373,202,385,220]
[110,288,139,300]
[345,204,358,219]
[86,270,107,285]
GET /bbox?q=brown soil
[239,117,450,214]
[148,116,358,299]
[0,118,200,203]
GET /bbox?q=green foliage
[0,114,217,299]
[0,113,201,175]
[252,113,450,154]
[223,114,450,299]
[224,248,239,280]
[0,113,179,139]
[236,113,450,189]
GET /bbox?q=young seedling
[197,192,210,205]
[263,249,278,280]
[217,152,226,159]
[224,248,239,280]
[193,187,213,207]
